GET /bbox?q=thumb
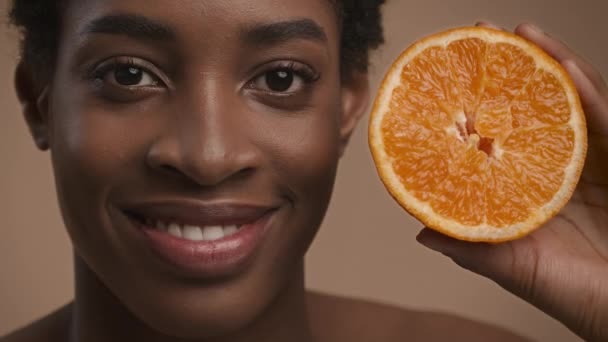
[416,228,540,298]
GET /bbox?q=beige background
[1,0,607,340]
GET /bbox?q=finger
[475,20,504,31]
[514,23,608,93]
[417,228,607,342]
[416,228,539,298]
[563,60,608,134]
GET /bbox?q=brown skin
[3,291,531,342]
[5,0,531,341]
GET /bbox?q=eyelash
[87,57,320,93]
[245,60,320,97]
[90,57,162,87]
[265,61,319,83]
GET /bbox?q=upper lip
[122,200,277,227]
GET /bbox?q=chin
[128,285,272,338]
[82,213,304,339]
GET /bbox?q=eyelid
[246,60,320,93]
[259,60,320,82]
[89,56,169,88]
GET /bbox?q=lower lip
[133,212,273,278]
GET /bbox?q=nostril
[155,163,256,187]
[160,164,183,176]
[234,167,255,180]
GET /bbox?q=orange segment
[502,125,574,207]
[485,157,532,227]
[511,70,572,127]
[475,43,536,140]
[369,27,587,242]
[401,46,460,112]
[429,146,488,226]
[444,38,486,114]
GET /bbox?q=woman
[3,0,607,341]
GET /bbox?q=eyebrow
[81,15,326,46]
[81,14,175,41]
[241,19,328,45]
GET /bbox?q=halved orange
[369,27,587,242]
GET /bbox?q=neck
[69,254,314,342]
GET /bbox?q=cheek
[50,105,146,188]
[263,109,341,199]
[50,105,126,235]
[47,86,154,259]
[48,80,168,202]
[255,101,342,263]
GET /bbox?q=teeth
[182,225,204,241]
[223,225,238,236]
[147,218,242,241]
[202,225,225,241]
[167,223,182,238]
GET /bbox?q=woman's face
[27,0,365,338]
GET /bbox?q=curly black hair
[9,0,385,83]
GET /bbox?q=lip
[122,201,277,278]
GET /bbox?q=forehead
[63,0,340,46]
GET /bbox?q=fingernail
[526,23,544,35]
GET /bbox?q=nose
[146,80,261,187]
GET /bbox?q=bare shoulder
[0,304,71,342]
[307,291,533,342]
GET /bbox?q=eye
[250,62,319,94]
[261,69,297,92]
[92,57,163,89]
[111,65,158,87]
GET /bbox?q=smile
[122,202,278,277]
[142,219,243,242]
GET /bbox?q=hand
[417,22,608,342]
